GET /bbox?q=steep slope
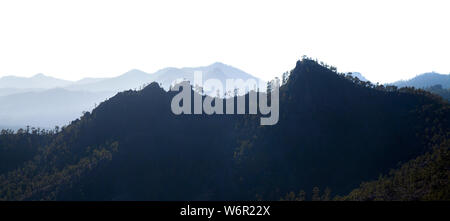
[233,59,449,199]
[339,140,450,201]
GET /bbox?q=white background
[0,0,449,83]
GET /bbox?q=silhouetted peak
[142,82,164,93]
[288,58,337,84]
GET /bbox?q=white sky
[0,0,449,83]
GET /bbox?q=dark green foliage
[338,140,449,201]
[337,94,449,200]
[0,128,54,175]
[0,120,118,200]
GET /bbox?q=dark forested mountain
[0,58,448,201]
[338,138,450,201]
[0,84,241,200]
[0,129,54,175]
[235,59,449,200]
[392,72,450,89]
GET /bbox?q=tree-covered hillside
[0,58,448,201]
[234,58,449,199]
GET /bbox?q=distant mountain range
[391,72,450,89]
[151,62,261,91]
[345,71,449,101]
[65,69,153,93]
[388,72,450,101]
[0,73,72,89]
[0,63,260,128]
[0,62,262,93]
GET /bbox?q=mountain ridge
[0,63,259,128]
[0,63,259,92]
[0,58,447,200]
[391,72,450,89]
[0,73,72,89]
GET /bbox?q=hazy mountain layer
[0,63,259,128]
[0,88,114,128]
[0,74,72,89]
[392,72,450,89]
